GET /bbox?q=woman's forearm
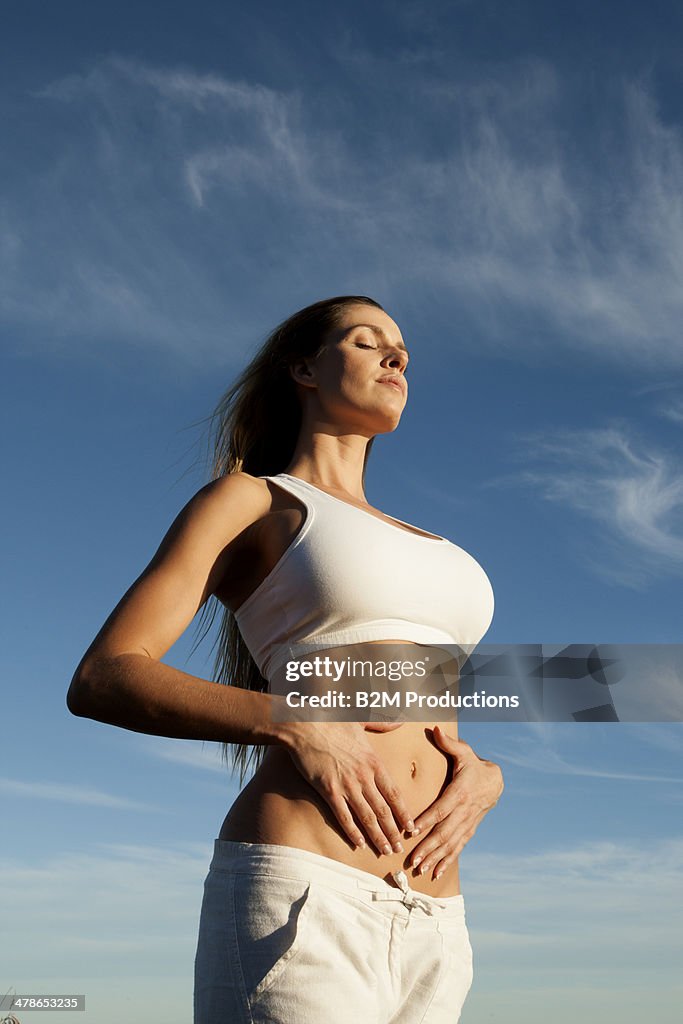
[66,653,290,747]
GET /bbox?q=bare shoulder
[185,471,274,538]
[200,470,267,500]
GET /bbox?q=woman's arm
[67,472,415,855]
[67,473,280,740]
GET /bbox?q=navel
[409,760,417,778]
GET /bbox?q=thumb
[432,724,468,751]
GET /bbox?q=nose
[384,350,408,373]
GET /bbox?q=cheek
[327,359,372,398]
[342,371,376,402]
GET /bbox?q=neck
[283,437,371,500]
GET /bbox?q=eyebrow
[345,323,410,358]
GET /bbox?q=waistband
[210,839,466,920]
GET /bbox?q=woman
[67,295,503,1024]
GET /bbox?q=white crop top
[233,473,495,682]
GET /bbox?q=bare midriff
[218,639,462,897]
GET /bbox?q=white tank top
[233,473,495,682]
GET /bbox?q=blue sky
[2,1,683,1021]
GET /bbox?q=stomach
[218,640,463,896]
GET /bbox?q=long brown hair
[190,295,384,785]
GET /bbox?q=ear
[288,357,318,390]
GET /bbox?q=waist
[219,722,460,896]
[208,838,466,919]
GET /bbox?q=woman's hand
[408,726,504,880]
[282,719,416,856]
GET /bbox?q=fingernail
[419,864,427,875]
[435,870,443,880]
[393,842,404,854]
[413,856,422,868]
[411,827,420,836]
[406,819,415,831]
[383,844,392,855]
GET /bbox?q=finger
[361,784,410,853]
[413,837,460,878]
[431,850,458,881]
[432,726,472,757]
[350,789,403,855]
[410,826,456,872]
[411,791,460,837]
[325,788,368,851]
[409,808,471,868]
[373,763,417,835]
[414,824,478,877]
[432,829,476,875]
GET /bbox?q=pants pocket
[231,872,316,1006]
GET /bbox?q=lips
[377,376,406,394]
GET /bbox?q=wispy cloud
[464,833,683,1013]
[3,57,683,368]
[0,776,162,811]
[635,723,683,755]
[635,382,683,425]
[495,745,683,784]
[0,840,210,1022]
[494,424,683,582]
[136,735,233,774]
[486,721,683,783]
[657,398,683,425]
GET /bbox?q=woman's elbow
[66,659,100,718]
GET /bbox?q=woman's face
[292,304,410,435]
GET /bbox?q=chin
[372,416,402,434]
